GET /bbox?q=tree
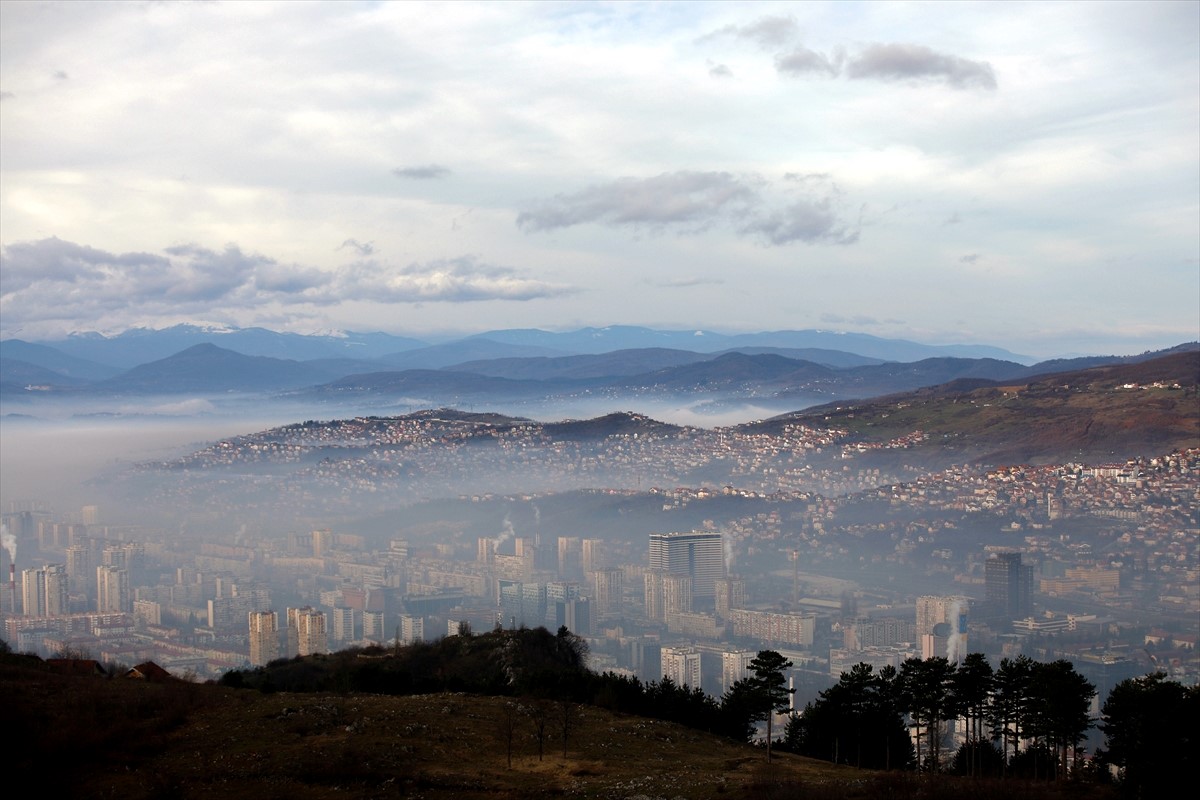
[873,664,912,771]
[951,653,994,777]
[989,655,1034,770]
[1025,660,1095,780]
[1098,673,1199,798]
[719,678,763,743]
[785,662,913,771]
[554,625,588,672]
[498,701,519,769]
[523,698,552,761]
[557,698,580,758]
[747,650,794,763]
[899,656,955,771]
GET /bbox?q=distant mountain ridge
[468,325,1035,363]
[3,324,1195,418]
[17,323,1036,367]
[35,324,429,368]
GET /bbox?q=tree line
[218,629,1195,794]
[781,652,1198,796]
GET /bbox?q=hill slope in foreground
[5,653,1105,800]
[6,652,845,800]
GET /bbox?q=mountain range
[1,324,1195,418]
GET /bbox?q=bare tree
[497,701,519,769]
[557,699,580,758]
[524,699,551,761]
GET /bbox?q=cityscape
[4,406,1195,742]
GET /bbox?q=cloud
[650,277,726,288]
[784,171,833,183]
[0,239,330,324]
[844,43,996,90]
[337,238,375,256]
[0,237,170,292]
[52,70,69,81]
[0,238,567,332]
[769,41,996,90]
[334,256,574,303]
[517,171,759,233]
[162,243,329,301]
[775,46,838,77]
[708,63,733,78]
[699,16,799,49]
[518,171,861,247]
[740,199,859,246]
[392,164,451,180]
[0,91,14,101]
[959,253,981,264]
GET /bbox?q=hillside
[3,650,860,800]
[761,351,1200,464]
[4,649,1118,800]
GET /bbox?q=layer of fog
[0,393,824,519]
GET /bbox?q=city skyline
[1,1,1197,357]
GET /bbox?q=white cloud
[0,238,574,335]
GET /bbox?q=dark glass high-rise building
[648,531,724,598]
[985,552,1033,619]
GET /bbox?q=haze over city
[2,1,1197,357]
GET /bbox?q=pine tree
[748,649,794,762]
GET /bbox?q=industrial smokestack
[2,523,15,614]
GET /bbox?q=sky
[1,0,1197,358]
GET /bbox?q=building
[493,538,535,582]
[556,597,590,636]
[248,611,279,666]
[588,568,623,616]
[915,595,969,661]
[986,552,1034,619]
[96,565,130,613]
[844,616,915,650]
[581,538,605,573]
[287,606,328,656]
[714,577,746,619]
[644,571,666,620]
[662,573,693,615]
[65,544,92,597]
[660,645,702,689]
[41,565,69,618]
[398,614,424,644]
[362,609,385,642]
[649,531,725,598]
[21,567,47,617]
[499,581,547,628]
[721,650,756,692]
[829,645,914,677]
[729,609,815,647]
[557,537,581,579]
[329,606,355,644]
